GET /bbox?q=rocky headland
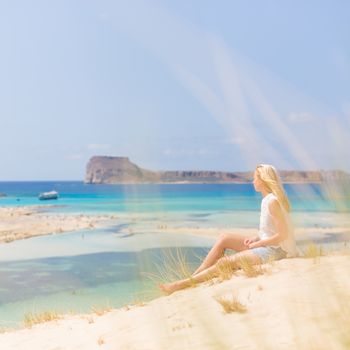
[84,156,350,184]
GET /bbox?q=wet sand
[0,206,117,244]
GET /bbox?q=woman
[159,164,297,294]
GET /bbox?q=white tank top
[258,193,297,257]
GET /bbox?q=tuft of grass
[266,254,276,267]
[86,316,95,324]
[144,247,197,288]
[23,310,60,328]
[0,327,11,334]
[91,303,113,316]
[131,299,147,307]
[238,256,266,278]
[215,295,247,314]
[302,243,324,260]
[215,257,236,282]
[97,336,105,345]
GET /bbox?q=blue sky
[0,0,349,180]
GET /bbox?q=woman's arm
[248,199,288,248]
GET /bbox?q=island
[84,156,350,184]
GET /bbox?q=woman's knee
[216,232,246,252]
[217,233,230,246]
[217,233,240,249]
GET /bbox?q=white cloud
[87,144,111,150]
[288,112,316,123]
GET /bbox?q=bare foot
[158,282,180,295]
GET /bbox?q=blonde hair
[255,164,291,212]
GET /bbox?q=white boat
[38,191,59,200]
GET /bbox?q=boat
[38,191,59,200]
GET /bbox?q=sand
[0,254,349,349]
[0,206,117,243]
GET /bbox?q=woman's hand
[247,241,261,249]
[244,238,254,247]
[244,236,260,248]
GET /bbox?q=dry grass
[86,316,95,324]
[91,303,113,316]
[130,299,147,307]
[23,311,60,328]
[123,299,148,310]
[0,327,12,334]
[238,256,267,278]
[215,257,237,282]
[266,254,277,266]
[302,243,324,260]
[145,247,197,288]
[215,295,247,314]
[97,336,105,345]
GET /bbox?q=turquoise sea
[0,181,349,328]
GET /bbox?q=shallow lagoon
[0,182,349,328]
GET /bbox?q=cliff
[84,156,350,184]
[84,157,158,184]
[84,157,251,184]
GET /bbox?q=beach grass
[215,295,247,314]
[214,258,237,282]
[91,304,113,316]
[0,327,12,334]
[130,299,147,307]
[23,310,60,328]
[238,256,267,278]
[144,247,197,287]
[302,243,324,259]
[97,336,105,345]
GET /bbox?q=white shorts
[250,246,287,263]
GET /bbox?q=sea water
[0,181,349,328]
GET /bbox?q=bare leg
[160,250,261,294]
[192,233,248,276]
